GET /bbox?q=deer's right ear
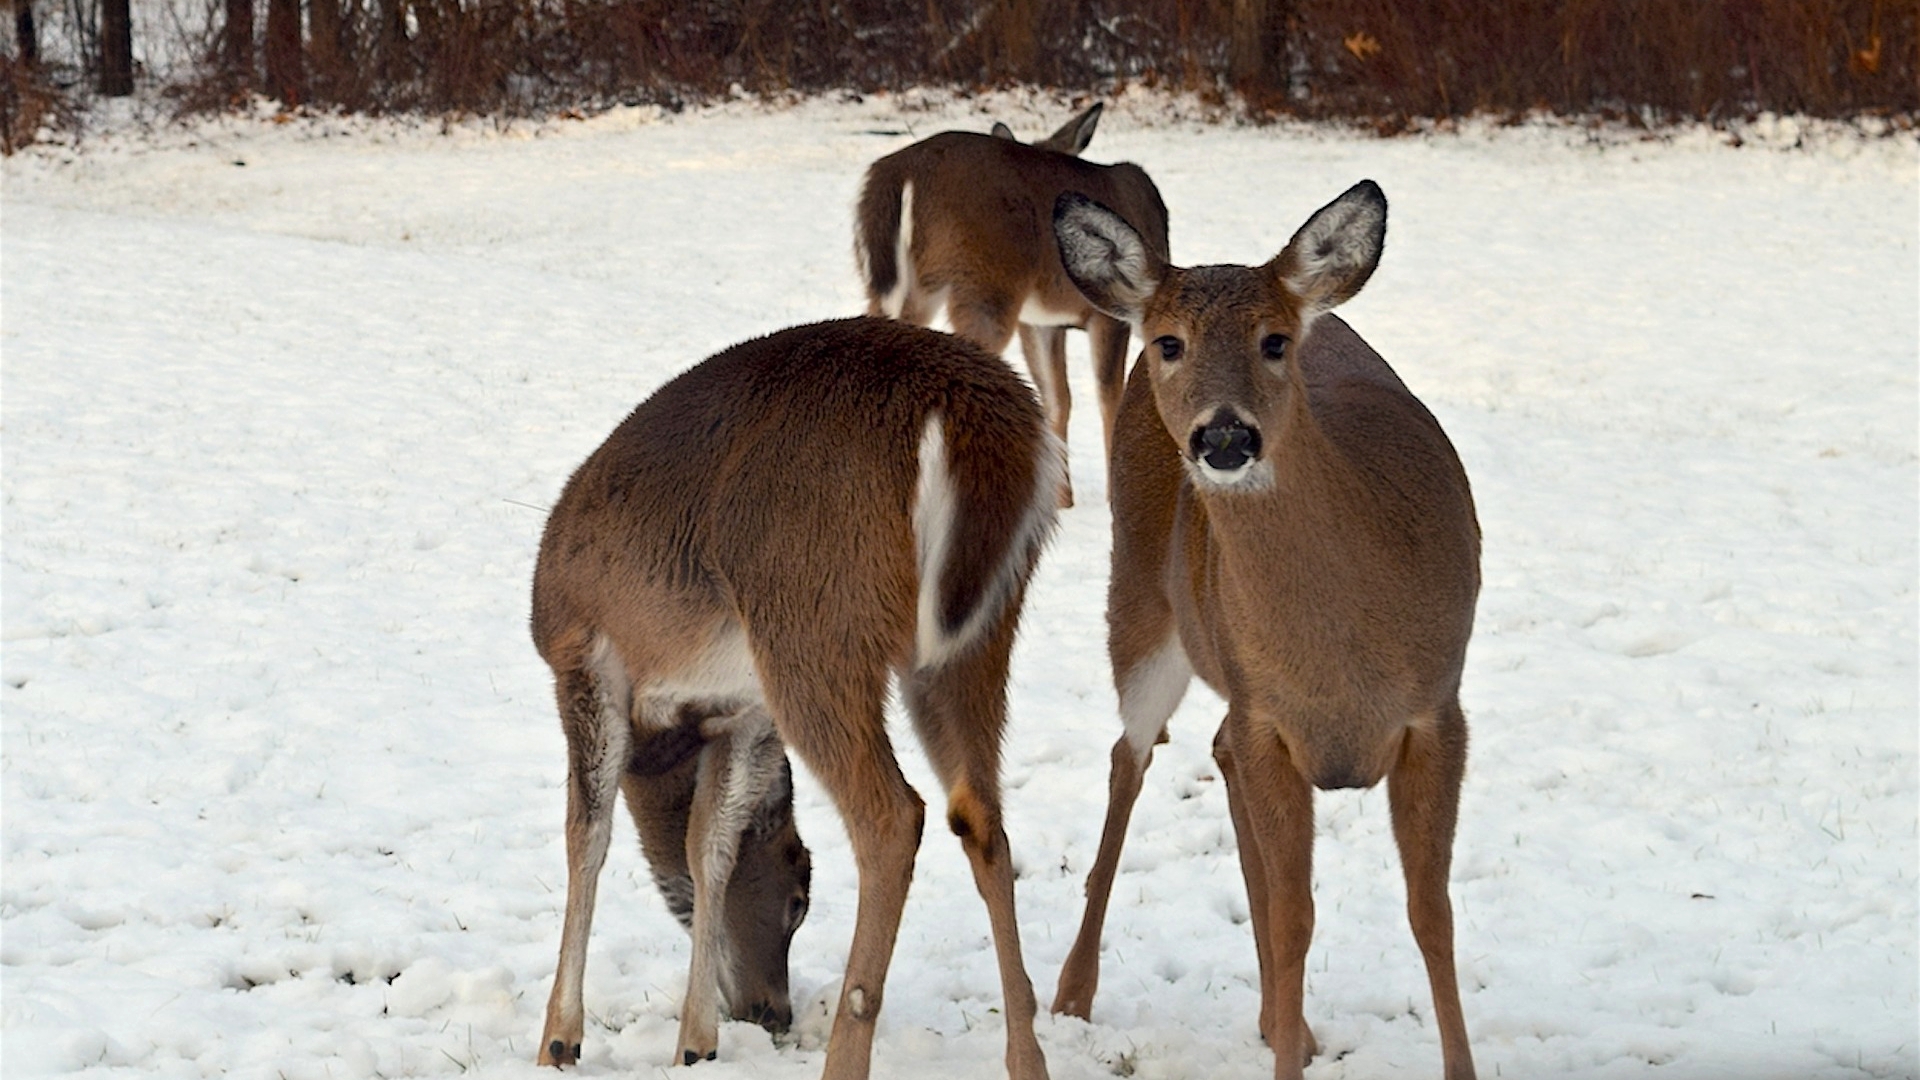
[1054,192,1163,326]
[990,121,1016,141]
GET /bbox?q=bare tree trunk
[15,0,38,65]
[376,0,408,87]
[99,0,132,94]
[308,0,340,98]
[1229,0,1286,91]
[264,0,303,102]
[988,0,1039,81]
[225,0,254,91]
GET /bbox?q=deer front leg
[1051,733,1152,1019]
[540,662,632,1067]
[1213,722,1316,1065]
[675,712,782,1066]
[1220,712,1316,1080]
[1388,703,1476,1080]
[1058,629,1189,1019]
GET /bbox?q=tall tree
[308,0,342,98]
[15,0,38,65]
[1228,0,1287,92]
[375,0,408,87]
[225,0,254,91]
[264,0,303,102]
[99,0,133,94]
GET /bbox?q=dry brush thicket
[4,1,1914,149]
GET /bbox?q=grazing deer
[532,317,1063,1079]
[855,103,1169,506]
[1047,182,1482,1080]
[621,703,812,1034]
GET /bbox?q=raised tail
[854,170,914,318]
[913,407,1065,671]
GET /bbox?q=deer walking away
[1049,181,1483,1080]
[530,317,1064,1080]
[855,103,1169,505]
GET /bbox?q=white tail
[1049,183,1482,1080]
[531,317,1063,1079]
[854,103,1169,506]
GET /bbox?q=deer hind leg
[1053,630,1191,1020]
[1388,701,1476,1080]
[943,286,1020,357]
[1016,323,1074,507]
[539,640,634,1067]
[674,705,784,1066]
[1086,314,1131,496]
[903,603,1049,1080]
[1218,711,1316,1080]
[757,655,923,1080]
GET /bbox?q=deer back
[531,317,1058,685]
[856,131,1169,326]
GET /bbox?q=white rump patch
[1017,295,1084,327]
[1118,632,1192,758]
[636,621,765,714]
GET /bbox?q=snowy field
[3,92,1916,1080]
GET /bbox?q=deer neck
[1189,369,1379,635]
[1209,370,1347,534]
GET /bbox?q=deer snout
[1189,410,1263,474]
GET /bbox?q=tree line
[4,0,1914,150]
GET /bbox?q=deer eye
[786,895,809,929]
[1261,334,1290,361]
[1154,336,1184,362]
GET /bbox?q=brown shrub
[0,56,76,153]
[112,0,1920,124]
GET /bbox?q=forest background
[3,0,1917,152]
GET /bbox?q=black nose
[1190,416,1261,471]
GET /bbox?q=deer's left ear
[1269,180,1387,318]
[1043,102,1103,156]
[1054,191,1166,326]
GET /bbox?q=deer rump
[530,316,1063,1078]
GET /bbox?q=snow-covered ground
[3,92,1915,1080]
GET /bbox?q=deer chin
[1185,455,1274,493]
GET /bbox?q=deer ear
[1271,180,1387,317]
[990,121,1016,141]
[1054,191,1164,325]
[1040,102,1103,156]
